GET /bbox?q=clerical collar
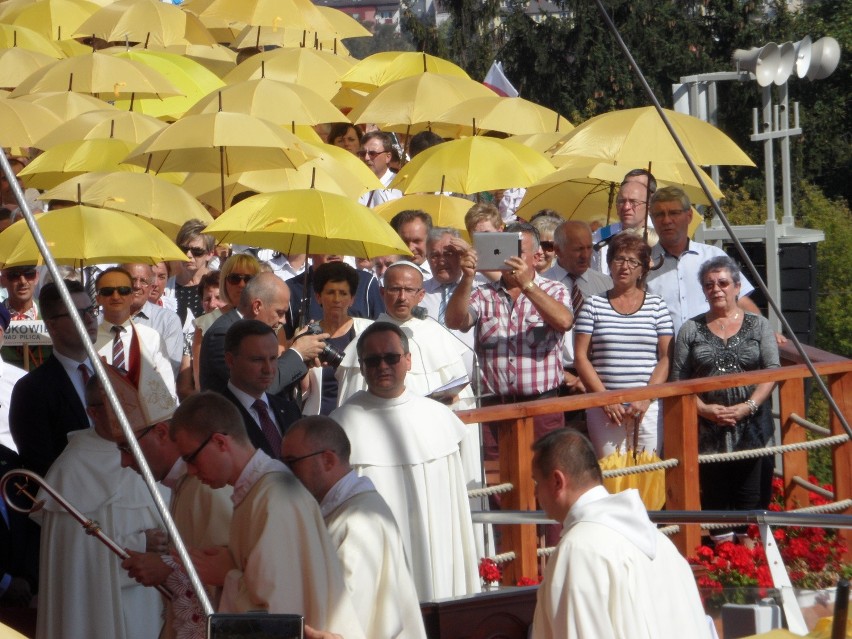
[319,470,375,518]
[231,449,286,507]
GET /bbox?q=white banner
[4,320,52,346]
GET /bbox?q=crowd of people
[0,126,783,639]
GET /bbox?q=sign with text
[4,320,52,346]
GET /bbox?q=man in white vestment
[34,373,168,639]
[171,392,365,639]
[330,322,480,601]
[282,416,427,639]
[530,429,712,639]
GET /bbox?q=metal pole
[778,82,795,227]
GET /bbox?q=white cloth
[0,357,25,451]
[95,319,177,400]
[330,390,480,600]
[221,451,365,638]
[322,471,427,639]
[646,240,755,335]
[132,300,183,377]
[531,486,712,639]
[358,169,403,208]
[419,277,476,363]
[34,429,167,639]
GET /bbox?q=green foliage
[344,24,416,60]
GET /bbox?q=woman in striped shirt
[574,232,674,458]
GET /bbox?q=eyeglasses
[225,273,254,285]
[4,269,37,281]
[181,432,222,465]
[612,256,642,269]
[282,450,326,467]
[539,241,555,252]
[116,425,156,455]
[702,279,732,291]
[361,353,403,368]
[384,286,421,297]
[651,208,688,220]
[97,286,132,297]
[356,149,388,159]
[616,198,646,209]
[51,305,99,320]
[179,245,208,258]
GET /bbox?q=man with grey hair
[420,226,472,344]
[282,416,426,639]
[199,272,327,396]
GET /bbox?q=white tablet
[473,232,522,271]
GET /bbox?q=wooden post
[778,378,810,509]
[663,394,701,555]
[497,416,537,585]
[827,371,852,560]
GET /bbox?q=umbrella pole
[299,237,312,328]
[605,182,615,226]
[219,146,226,214]
[642,161,653,243]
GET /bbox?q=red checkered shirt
[468,275,570,397]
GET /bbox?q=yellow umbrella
[374,194,473,239]
[34,108,167,148]
[508,131,572,155]
[230,24,351,54]
[599,446,666,511]
[0,205,190,267]
[74,0,216,47]
[11,90,114,120]
[389,137,556,195]
[186,78,346,128]
[550,106,756,168]
[179,0,239,45]
[299,141,384,190]
[316,7,371,39]
[3,0,100,41]
[198,0,335,33]
[0,97,62,147]
[0,48,58,89]
[223,47,353,100]
[10,52,181,99]
[348,72,495,135]
[436,95,572,136]
[39,171,212,236]
[17,138,142,189]
[0,23,63,57]
[204,189,412,258]
[342,51,470,93]
[107,49,225,119]
[151,43,237,79]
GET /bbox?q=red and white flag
[483,61,519,98]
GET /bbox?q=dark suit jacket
[0,445,39,595]
[220,387,300,459]
[9,354,90,477]
[199,309,307,398]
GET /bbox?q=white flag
[483,61,519,98]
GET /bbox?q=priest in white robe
[530,429,712,639]
[330,322,480,601]
[171,392,365,639]
[282,416,427,639]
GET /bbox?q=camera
[303,323,345,368]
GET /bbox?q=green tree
[344,23,416,60]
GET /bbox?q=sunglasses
[361,353,403,368]
[357,149,388,159]
[179,245,208,258]
[4,269,38,281]
[97,286,132,297]
[539,241,555,252]
[226,273,254,285]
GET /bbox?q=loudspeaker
[806,36,841,80]
[732,43,781,87]
[774,42,796,84]
[793,36,812,78]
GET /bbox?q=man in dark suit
[199,272,327,398]
[220,319,300,459]
[10,281,98,476]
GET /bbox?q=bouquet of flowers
[479,558,501,586]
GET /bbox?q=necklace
[716,311,740,337]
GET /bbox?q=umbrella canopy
[223,48,353,100]
[0,23,63,57]
[198,0,335,33]
[0,205,189,267]
[74,0,216,47]
[437,95,572,136]
[39,171,213,236]
[11,90,114,120]
[17,138,142,189]
[10,52,181,99]
[0,97,62,147]
[348,72,494,132]
[150,43,237,79]
[204,189,412,258]
[316,7,371,39]
[1,0,100,41]
[373,194,474,237]
[107,49,225,119]
[34,108,167,148]
[600,446,666,511]
[229,25,352,55]
[550,106,756,168]
[186,78,346,127]
[389,137,556,195]
[0,48,58,89]
[341,51,470,92]
[507,131,571,155]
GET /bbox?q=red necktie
[111,325,126,371]
[253,399,282,456]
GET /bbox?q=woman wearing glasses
[574,232,674,458]
[671,256,779,532]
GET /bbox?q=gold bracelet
[522,280,536,292]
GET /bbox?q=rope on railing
[659,525,680,536]
[468,483,513,499]
[788,412,831,436]
[700,499,852,530]
[791,475,835,500]
[601,457,679,478]
[698,434,849,464]
[537,546,556,558]
[488,551,516,565]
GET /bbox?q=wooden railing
[454,343,852,585]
